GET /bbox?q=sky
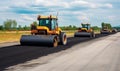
[0,0,120,27]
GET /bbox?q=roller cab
[20,15,67,47]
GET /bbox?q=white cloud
[0,6,10,12]
[108,16,116,20]
[35,0,70,8]
[73,11,87,15]
[71,0,89,5]
[21,14,34,21]
[79,16,89,20]
[69,0,113,9]
[77,15,90,22]
[104,3,113,8]
[0,0,118,26]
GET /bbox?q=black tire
[59,32,67,45]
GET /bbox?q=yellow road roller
[101,23,112,34]
[20,15,67,47]
[74,23,95,37]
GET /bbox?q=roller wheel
[59,32,67,45]
[53,37,58,47]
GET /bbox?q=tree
[69,25,72,28]
[23,25,27,30]
[92,26,100,31]
[107,23,112,30]
[73,25,77,30]
[3,19,17,30]
[4,19,12,30]
[23,25,30,31]
[12,20,17,30]
[18,25,22,30]
[73,25,77,28]
[60,25,77,30]
[0,25,4,30]
[101,22,105,29]
[32,21,38,26]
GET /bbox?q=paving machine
[74,23,95,37]
[20,15,67,47]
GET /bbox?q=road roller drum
[20,35,58,47]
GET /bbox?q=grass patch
[0,31,74,43]
[0,30,100,43]
[0,31,30,43]
[63,30,76,36]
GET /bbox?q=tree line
[60,25,78,30]
[0,19,101,31]
[1,19,118,31]
[0,19,78,31]
[0,19,38,31]
[113,26,120,31]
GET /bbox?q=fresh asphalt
[0,33,114,71]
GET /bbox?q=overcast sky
[0,0,120,27]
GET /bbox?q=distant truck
[101,22,112,34]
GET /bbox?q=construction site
[0,0,120,71]
[0,14,119,71]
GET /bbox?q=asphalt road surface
[0,33,119,71]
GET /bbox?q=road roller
[20,15,67,47]
[101,23,112,34]
[112,29,117,33]
[101,29,111,34]
[74,23,95,38]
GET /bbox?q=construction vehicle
[74,23,95,37]
[112,29,117,33]
[20,15,67,47]
[101,23,112,34]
